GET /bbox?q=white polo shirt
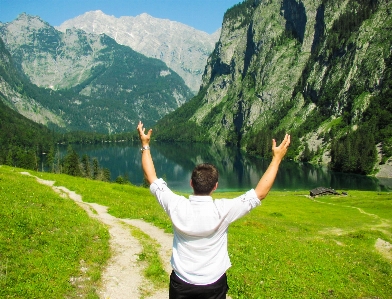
[150,178,261,285]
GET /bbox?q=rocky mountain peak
[56,11,220,93]
[13,13,50,28]
[0,14,194,133]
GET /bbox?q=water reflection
[64,141,391,192]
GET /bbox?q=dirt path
[21,172,171,299]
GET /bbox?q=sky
[0,0,242,34]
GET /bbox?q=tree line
[0,100,141,183]
[45,144,111,181]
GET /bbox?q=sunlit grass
[129,225,168,297]
[226,191,392,298]
[0,166,110,298]
[2,166,391,298]
[34,170,172,232]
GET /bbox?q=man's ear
[190,180,193,188]
[212,182,218,192]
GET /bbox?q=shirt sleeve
[150,178,182,215]
[225,189,261,223]
[150,178,167,194]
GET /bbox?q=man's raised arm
[254,134,291,200]
[137,121,158,184]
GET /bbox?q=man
[137,121,290,299]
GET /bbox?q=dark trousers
[169,271,229,299]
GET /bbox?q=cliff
[155,0,392,177]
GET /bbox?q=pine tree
[92,158,99,180]
[302,143,312,162]
[103,168,111,182]
[5,149,13,166]
[63,145,81,177]
[81,154,91,178]
[46,145,55,173]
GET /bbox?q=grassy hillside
[1,166,391,298]
[0,166,109,298]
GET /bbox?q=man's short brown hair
[191,163,219,195]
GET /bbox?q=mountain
[56,10,220,93]
[0,37,57,168]
[154,0,392,177]
[0,13,193,132]
[0,35,65,128]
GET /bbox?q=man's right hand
[254,134,291,200]
[272,134,291,161]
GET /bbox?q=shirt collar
[189,195,213,202]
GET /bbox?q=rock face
[0,35,65,128]
[155,0,392,176]
[56,11,220,93]
[0,13,193,132]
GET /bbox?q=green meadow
[0,165,391,298]
[0,166,110,298]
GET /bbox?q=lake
[61,141,392,192]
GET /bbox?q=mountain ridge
[56,10,220,93]
[0,13,193,132]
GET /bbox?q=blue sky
[0,0,242,34]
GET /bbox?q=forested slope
[154,0,392,176]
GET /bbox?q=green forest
[0,99,139,181]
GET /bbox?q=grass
[1,165,391,298]
[0,166,110,298]
[129,225,168,297]
[225,191,392,298]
